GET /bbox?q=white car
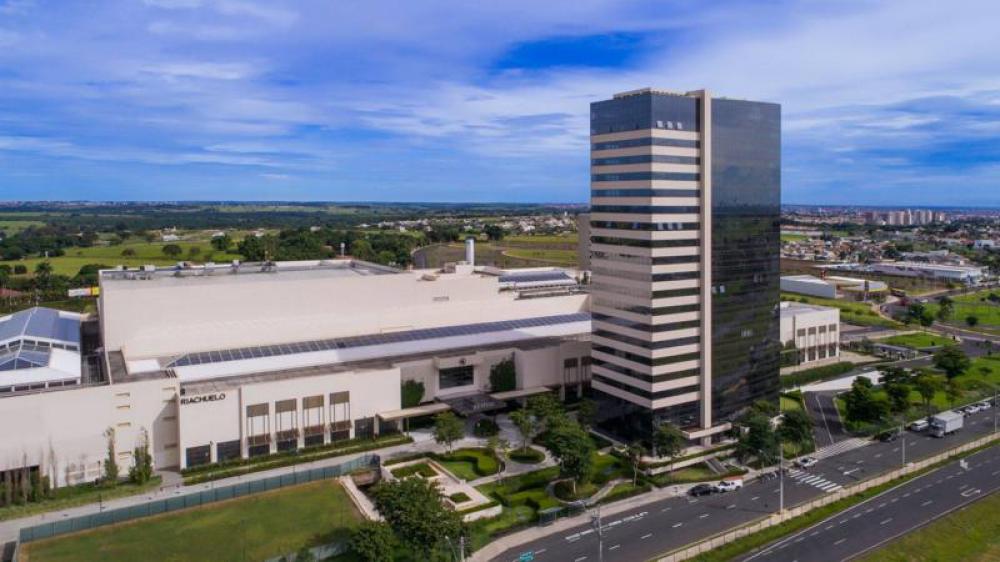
[909,419,929,432]
[796,457,819,469]
[715,479,744,492]
[977,401,992,410]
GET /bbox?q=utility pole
[592,504,604,562]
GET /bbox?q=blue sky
[0,0,998,205]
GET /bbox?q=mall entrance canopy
[440,393,506,417]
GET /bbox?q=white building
[0,307,83,391]
[0,260,591,487]
[781,275,838,299]
[779,302,840,365]
[870,261,987,285]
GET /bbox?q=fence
[19,454,378,544]
[655,431,1000,562]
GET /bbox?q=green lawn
[781,395,804,413]
[925,290,1000,329]
[24,479,362,562]
[503,248,578,267]
[781,293,902,328]
[0,219,45,235]
[781,233,809,242]
[877,332,954,350]
[858,491,1000,561]
[14,239,244,278]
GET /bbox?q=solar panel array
[498,271,573,283]
[169,312,590,368]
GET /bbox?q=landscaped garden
[23,479,362,562]
[433,448,501,481]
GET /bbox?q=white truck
[930,410,964,438]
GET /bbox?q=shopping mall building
[0,259,590,486]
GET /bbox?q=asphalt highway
[492,406,999,562]
[738,445,1000,562]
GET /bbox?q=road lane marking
[574,557,587,562]
[699,514,709,519]
[661,507,671,512]
[878,502,887,508]
[673,522,683,528]
[609,545,620,551]
[880,518,892,525]
[751,496,760,501]
[921,500,933,507]
[727,504,737,510]
[834,538,847,546]
[641,533,652,540]
[961,488,982,497]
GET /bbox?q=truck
[930,410,964,438]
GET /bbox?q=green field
[781,233,809,242]
[877,332,954,350]
[858,491,1000,561]
[24,479,362,562]
[414,233,580,269]
[925,290,1000,330]
[503,248,578,266]
[13,239,244,278]
[0,220,45,235]
[781,293,902,328]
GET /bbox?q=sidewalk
[0,429,471,543]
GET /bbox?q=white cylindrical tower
[465,237,475,265]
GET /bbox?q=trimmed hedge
[432,448,501,477]
[391,463,436,479]
[182,433,412,484]
[449,492,472,503]
[508,447,545,464]
[781,361,857,389]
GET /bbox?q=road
[491,406,999,562]
[739,444,1000,562]
[806,391,850,448]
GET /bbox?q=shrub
[448,492,471,503]
[391,463,437,479]
[433,448,500,477]
[508,447,544,464]
[473,418,500,438]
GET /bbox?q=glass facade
[709,98,782,423]
[590,89,780,442]
[439,365,475,389]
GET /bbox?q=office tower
[588,88,781,444]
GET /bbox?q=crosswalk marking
[788,468,843,493]
[810,437,872,460]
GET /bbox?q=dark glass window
[592,137,700,150]
[186,445,211,468]
[592,236,698,248]
[592,205,700,214]
[216,440,241,462]
[593,374,699,400]
[591,221,699,231]
[592,173,700,183]
[439,365,475,389]
[592,155,699,166]
[592,189,699,198]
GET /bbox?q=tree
[103,428,119,486]
[626,442,645,486]
[906,303,935,327]
[128,428,153,485]
[843,377,888,425]
[652,422,685,461]
[779,409,813,446]
[292,546,317,562]
[913,374,940,417]
[237,234,279,261]
[370,477,462,557]
[488,357,516,393]
[162,244,182,259]
[121,247,136,257]
[350,239,375,261]
[526,393,565,431]
[547,420,594,494]
[509,409,534,451]
[936,296,954,322]
[400,380,425,408]
[187,246,202,259]
[432,411,464,453]
[350,521,395,562]
[933,346,971,380]
[211,234,233,252]
[966,315,979,327]
[945,379,963,409]
[34,261,53,290]
[483,225,505,241]
[576,399,598,430]
[735,413,779,467]
[880,367,912,416]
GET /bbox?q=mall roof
[0,307,81,345]
[98,258,399,283]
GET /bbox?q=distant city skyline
[0,0,998,206]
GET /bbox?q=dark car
[877,430,899,442]
[689,484,716,497]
